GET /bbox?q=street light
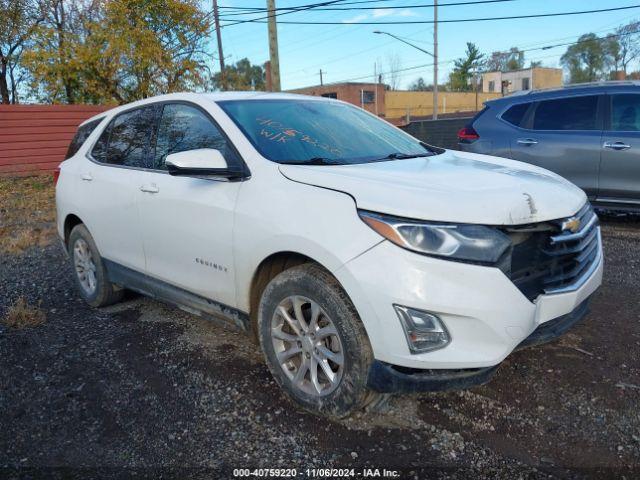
[373,31,434,57]
[374,30,439,120]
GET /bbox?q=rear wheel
[258,263,378,418]
[68,224,123,308]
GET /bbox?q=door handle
[517,138,538,146]
[81,173,93,181]
[603,141,631,151]
[139,184,159,194]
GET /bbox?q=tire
[68,224,123,308]
[258,263,378,418]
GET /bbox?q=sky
[213,0,640,90]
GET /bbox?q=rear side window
[501,103,530,127]
[154,103,236,170]
[66,118,102,159]
[533,95,599,131]
[610,94,640,131]
[90,106,156,167]
[107,107,156,168]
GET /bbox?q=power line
[220,5,640,27]
[314,24,640,87]
[217,0,518,17]
[218,0,399,11]
[221,0,355,27]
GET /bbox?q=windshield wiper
[282,157,343,166]
[375,152,433,161]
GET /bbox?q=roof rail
[495,80,640,99]
[561,80,640,89]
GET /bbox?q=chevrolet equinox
[56,92,603,418]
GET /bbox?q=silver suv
[458,82,640,212]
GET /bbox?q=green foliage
[0,0,44,103]
[23,0,210,104]
[560,33,606,83]
[449,42,484,92]
[212,58,265,91]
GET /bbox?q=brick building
[482,67,562,94]
[288,82,386,116]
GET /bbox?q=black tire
[68,224,123,308]
[258,263,378,418]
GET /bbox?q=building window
[321,92,337,99]
[488,81,495,92]
[522,77,530,90]
[362,90,375,104]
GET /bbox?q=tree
[603,34,622,77]
[23,0,210,104]
[505,48,525,71]
[385,53,402,91]
[22,0,98,104]
[560,33,607,83]
[486,47,525,72]
[212,58,265,91]
[408,77,430,91]
[529,60,543,68]
[615,20,640,75]
[448,42,484,91]
[0,0,45,103]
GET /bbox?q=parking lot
[0,176,639,479]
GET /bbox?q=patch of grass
[3,297,47,329]
[0,175,56,254]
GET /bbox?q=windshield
[218,99,438,165]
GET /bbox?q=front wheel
[258,263,378,418]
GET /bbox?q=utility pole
[374,63,378,116]
[319,69,324,86]
[213,0,226,90]
[267,0,281,91]
[433,0,438,120]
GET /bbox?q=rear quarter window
[501,103,530,127]
[65,118,103,159]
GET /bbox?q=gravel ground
[1,218,639,479]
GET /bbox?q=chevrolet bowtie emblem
[562,217,581,233]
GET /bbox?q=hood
[279,149,587,225]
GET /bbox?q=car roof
[485,81,640,106]
[79,91,331,126]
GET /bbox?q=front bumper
[334,235,603,370]
[367,298,591,393]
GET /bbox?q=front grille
[506,203,601,301]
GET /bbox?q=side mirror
[165,149,242,178]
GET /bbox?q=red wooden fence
[0,104,111,176]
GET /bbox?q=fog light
[394,305,450,354]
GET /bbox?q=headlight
[359,210,511,263]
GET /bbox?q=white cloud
[346,8,419,23]
[397,9,419,17]
[342,13,368,23]
[372,8,394,18]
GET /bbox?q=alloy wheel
[270,295,345,396]
[73,238,97,295]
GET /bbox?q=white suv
[56,92,603,417]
